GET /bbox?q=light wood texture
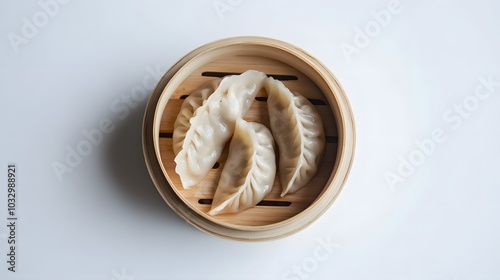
[159,139,338,227]
[143,36,356,241]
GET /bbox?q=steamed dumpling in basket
[209,118,276,215]
[173,70,267,188]
[265,77,325,197]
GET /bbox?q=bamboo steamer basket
[143,36,355,241]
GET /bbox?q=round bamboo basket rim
[143,36,356,240]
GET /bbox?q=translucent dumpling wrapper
[172,79,221,155]
[174,70,267,188]
[265,77,325,197]
[209,118,276,216]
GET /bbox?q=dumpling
[173,79,221,155]
[265,77,325,197]
[209,118,276,216]
[174,70,267,188]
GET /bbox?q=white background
[1,0,500,279]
